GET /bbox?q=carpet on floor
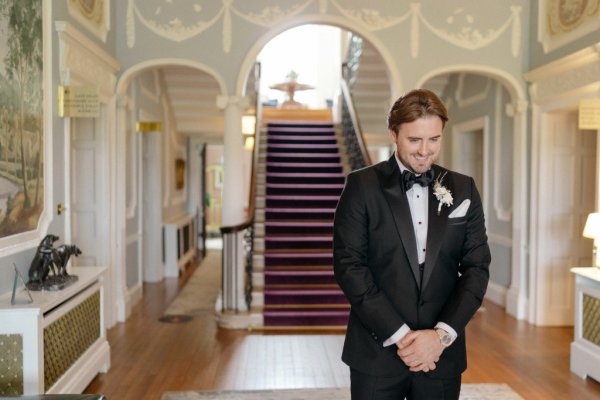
[162,250,221,317]
[162,384,523,400]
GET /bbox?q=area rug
[162,384,523,400]
[162,250,221,317]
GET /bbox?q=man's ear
[389,130,397,141]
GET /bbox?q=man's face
[390,116,443,174]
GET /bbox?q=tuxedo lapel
[378,157,421,288]
[423,166,449,290]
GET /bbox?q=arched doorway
[113,60,226,321]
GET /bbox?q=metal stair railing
[340,34,372,170]
[219,62,261,313]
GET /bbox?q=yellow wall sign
[579,99,600,130]
[58,85,100,118]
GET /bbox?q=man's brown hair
[387,89,448,133]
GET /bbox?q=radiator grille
[583,293,600,346]
[44,291,101,390]
[0,334,23,396]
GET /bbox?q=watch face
[437,329,452,346]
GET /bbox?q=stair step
[266,162,342,168]
[267,143,339,149]
[262,308,349,327]
[266,195,340,200]
[264,289,347,305]
[267,135,336,141]
[266,235,333,241]
[267,165,343,174]
[264,252,333,267]
[265,220,333,235]
[266,175,345,185]
[265,208,335,220]
[266,199,338,208]
[267,152,341,159]
[264,235,333,250]
[264,269,336,285]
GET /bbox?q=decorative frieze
[125,0,522,58]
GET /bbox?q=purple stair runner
[262,121,349,327]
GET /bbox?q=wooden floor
[85,259,600,399]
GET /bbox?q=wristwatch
[435,328,453,348]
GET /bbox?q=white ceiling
[160,66,224,141]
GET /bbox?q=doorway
[452,117,488,203]
[533,109,596,326]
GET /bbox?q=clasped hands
[396,329,443,373]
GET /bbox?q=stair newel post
[217,95,251,313]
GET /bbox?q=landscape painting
[0,0,44,238]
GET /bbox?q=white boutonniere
[433,172,453,215]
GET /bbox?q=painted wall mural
[126,0,522,58]
[0,0,44,239]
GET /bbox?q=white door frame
[526,44,600,326]
[55,22,120,328]
[451,117,490,220]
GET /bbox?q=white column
[507,98,529,320]
[114,94,129,320]
[217,95,250,226]
[142,130,164,282]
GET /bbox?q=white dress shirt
[382,156,457,347]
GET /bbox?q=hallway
[84,257,600,400]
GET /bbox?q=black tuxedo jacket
[333,156,490,379]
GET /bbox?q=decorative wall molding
[493,82,513,222]
[55,22,120,96]
[538,0,600,53]
[125,0,521,58]
[67,0,110,43]
[525,44,600,103]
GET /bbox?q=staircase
[254,110,350,328]
[349,39,391,143]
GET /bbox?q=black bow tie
[402,169,434,191]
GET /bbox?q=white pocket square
[448,199,471,218]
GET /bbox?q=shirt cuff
[383,324,411,347]
[435,322,457,340]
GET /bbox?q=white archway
[418,65,529,321]
[113,58,228,322]
[235,14,403,98]
[116,58,228,96]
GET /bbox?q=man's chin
[411,164,431,174]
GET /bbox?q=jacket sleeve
[333,172,405,343]
[437,177,491,334]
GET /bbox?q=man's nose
[418,141,428,155]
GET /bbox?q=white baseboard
[117,284,143,322]
[485,281,507,307]
[506,286,528,320]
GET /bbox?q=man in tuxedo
[333,89,490,399]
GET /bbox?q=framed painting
[0,0,53,257]
[67,0,110,43]
[538,0,600,53]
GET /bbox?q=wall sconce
[583,212,600,268]
[242,115,256,135]
[244,136,255,151]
